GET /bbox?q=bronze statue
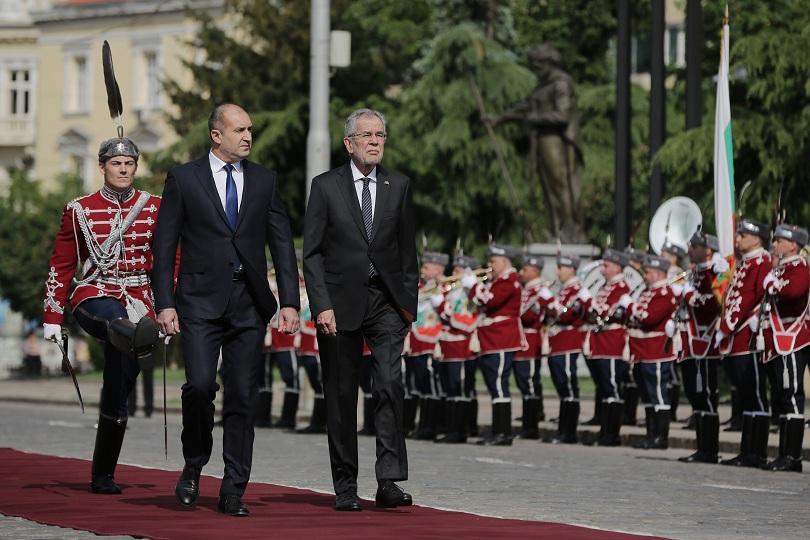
[487,44,584,242]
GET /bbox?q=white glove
[43,323,62,342]
[538,286,553,301]
[671,283,684,297]
[430,294,444,308]
[618,294,633,309]
[711,252,730,274]
[682,281,695,296]
[763,271,777,292]
[713,329,726,348]
[748,316,759,333]
[461,274,478,290]
[576,287,592,302]
[664,319,676,338]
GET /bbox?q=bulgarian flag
[712,11,735,303]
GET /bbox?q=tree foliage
[0,170,81,321]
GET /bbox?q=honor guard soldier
[43,136,163,494]
[296,271,326,434]
[622,255,679,449]
[621,247,646,425]
[676,230,725,463]
[715,218,772,467]
[406,251,448,440]
[661,241,686,420]
[541,253,587,444]
[466,244,523,445]
[582,249,630,446]
[761,224,809,472]
[432,255,481,443]
[269,274,300,429]
[514,254,546,439]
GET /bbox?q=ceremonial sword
[48,328,85,413]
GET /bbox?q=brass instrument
[668,270,691,285]
[423,267,491,295]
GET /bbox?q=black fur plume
[102,40,123,137]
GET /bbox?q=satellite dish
[648,197,702,255]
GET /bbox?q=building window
[144,51,161,109]
[9,69,31,116]
[64,52,90,114]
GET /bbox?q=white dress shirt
[350,159,377,218]
[209,151,244,211]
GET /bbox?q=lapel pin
[384,180,390,185]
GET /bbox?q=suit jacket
[303,161,418,331]
[151,154,299,323]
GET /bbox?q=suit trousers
[318,281,409,496]
[178,280,265,497]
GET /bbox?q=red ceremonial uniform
[718,247,771,356]
[469,268,523,354]
[437,284,479,361]
[516,278,545,360]
[763,254,810,362]
[544,278,587,355]
[407,279,443,356]
[43,187,162,324]
[678,263,721,360]
[627,280,679,362]
[584,274,629,359]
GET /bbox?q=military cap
[643,254,671,272]
[624,247,646,263]
[487,243,517,259]
[661,241,687,259]
[522,254,544,270]
[453,255,481,270]
[737,218,769,241]
[556,253,580,268]
[98,137,139,162]
[602,248,628,267]
[689,230,720,252]
[421,251,449,266]
[773,224,809,247]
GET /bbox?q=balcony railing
[0,117,35,146]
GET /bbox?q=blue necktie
[224,163,238,230]
[224,163,241,270]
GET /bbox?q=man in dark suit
[152,103,300,517]
[304,108,418,511]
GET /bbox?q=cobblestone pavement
[1,401,809,539]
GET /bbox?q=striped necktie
[361,177,376,276]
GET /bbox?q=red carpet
[0,448,659,539]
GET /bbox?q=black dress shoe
[91,474,122,494]
[175,467,200,507]
[375,481,413,508]
[218,494,249,516]
[335,493,362,511]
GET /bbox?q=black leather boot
[253,390,273,428]
[721,413,752,465]
[633,406,656,449]
[679,411,704,462]
[596,401,623,446]
[297,396,327,434]
[274,390,299,429]
[414,398,439,440]
[742,414,770,468]
[516,397,540,439]
[404,395,419,436]
[535,379,546,421]
[357,395,377,436]
[700,412,720,463]
[436,400,466,443]
[545,400,569,444]
[91,414,128,494]
[622,384,639,425]
[468,397,479,437]
[650,409,670,449]
[723,389,743,432]
[478,402,513,446]
[764,416,804,472]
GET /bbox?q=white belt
[627,329,665,338]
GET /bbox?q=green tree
[0,170,82,322]
[656,0,810,230]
